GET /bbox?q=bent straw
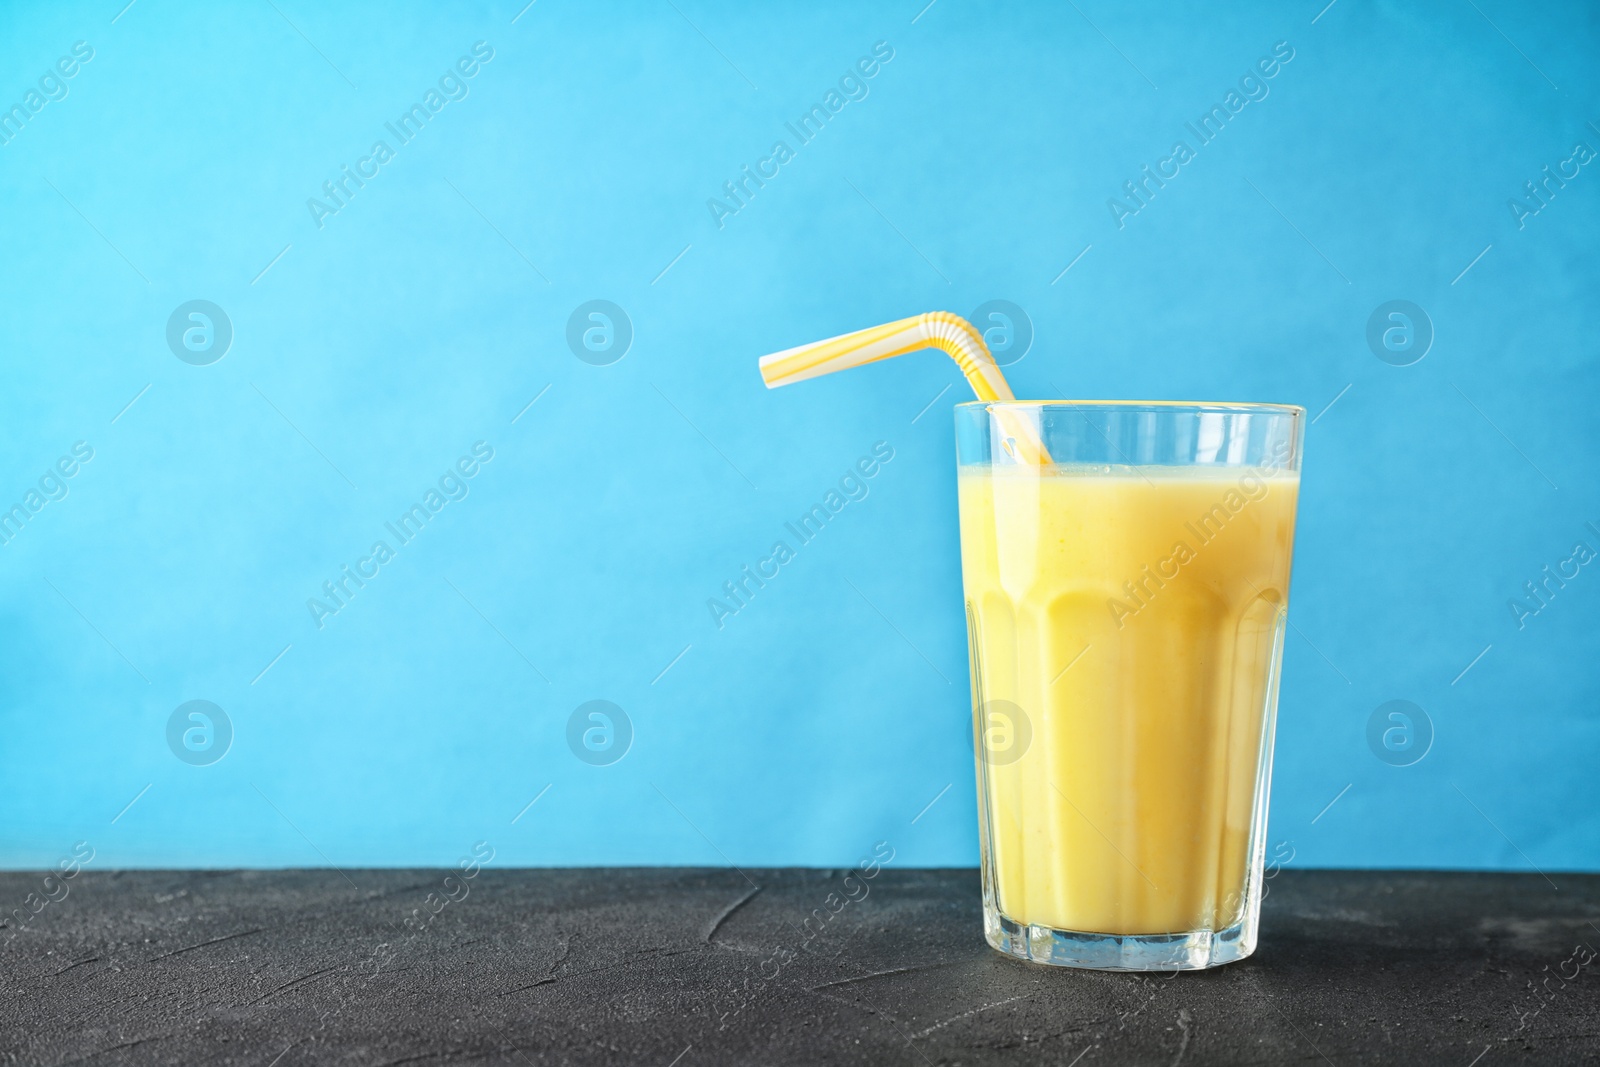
[757,311,1049,463]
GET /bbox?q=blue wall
[1,0,1595,872]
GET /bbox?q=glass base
[985,908,1255,971]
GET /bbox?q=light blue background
[0,0,1595,872]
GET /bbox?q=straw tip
[756,354,782,390]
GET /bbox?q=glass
[954,401,1304,970]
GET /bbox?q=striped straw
[759,311,1014,401]
[757,311,1048,462]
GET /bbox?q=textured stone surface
[1,868,1597,1065]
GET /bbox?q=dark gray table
[2,869,1596,1065]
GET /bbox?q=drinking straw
[757,311,1048,462]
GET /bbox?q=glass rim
[955,399,1305,417]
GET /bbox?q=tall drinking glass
[955,401,1304,970]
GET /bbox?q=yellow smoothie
[958,462,1298,936]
